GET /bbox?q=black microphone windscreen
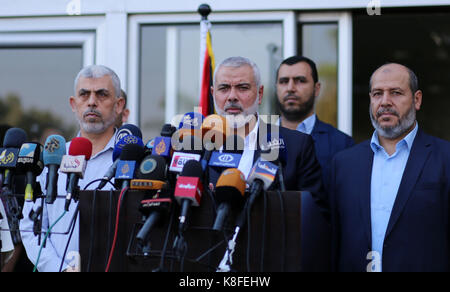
[180,160,203,178]
[160,124,177,137]
[136,155,167,180]
[120,143,145,161]
[3,128,28,148]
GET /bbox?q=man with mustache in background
[330,63,450,272]
[20,65,125,272]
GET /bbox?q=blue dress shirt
[276,114,316,135]
[369,123,418,271]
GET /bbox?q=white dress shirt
[20,133,116,272]
[237,117,260,180]
[0,201,14,253]
[219,116,260,180]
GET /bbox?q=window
[0,47,83,142]
[139,22,283,140]
[299,23,338,127]
[353,9,450,142]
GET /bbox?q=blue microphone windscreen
[43,135,67,165]
[178,112,205,130]
[3,127,28,148]
[113,135,144,161]
[115,124,143,145]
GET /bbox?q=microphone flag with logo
[115,143,145,189]
[17,142,44,202]
[174,160,204,233]
[61,137,92,211]
[43,135,67,204]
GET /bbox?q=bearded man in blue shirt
[330,63,450,272]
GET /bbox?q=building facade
[1,0,449,142]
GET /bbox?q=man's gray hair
[74,65,121,98]
[213,56,262,88]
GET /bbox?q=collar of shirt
[221,115,260,180]
[276,113,316,135]
[370,122,418,156]
[296,114,316,135]
[74,129,116,159]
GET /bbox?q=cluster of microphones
[0,111,288,271]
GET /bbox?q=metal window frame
[128,11,297,125]
[299,12,353,136]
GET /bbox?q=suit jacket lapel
[359,142,374,245]
[311,119,330,160]
[385,129,432,237]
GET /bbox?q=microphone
[144,138,155,156]
[114,143,145,189]
[0,127,28,188]
[178,112,205,140]
[0,127,27,245]
[61,137,92,211]
[201,114,229,147]
[16,142,44,202]
[200,115,228,170]
[212,168,246,231]
[174,160,204,233]
[43,135,67,204]
[160,123,177,137]
[260,133,287,191]
[169,135,203,173]
[134,155,171,248]
[151,124,177,163]
[97,134,144,190]
[246,158,279,210]
[209,135,244,168]
[114,123,143,146]
[208,135,244,186]
[130,154,167,191]
[112,135,144,162]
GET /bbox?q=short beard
[277,92,315,122]
[78,106,117,134]
[370,102,416,140]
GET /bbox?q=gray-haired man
[21,65,124,272]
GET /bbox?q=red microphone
[174,160,203,233]
[60,137,93,211]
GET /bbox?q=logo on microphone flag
[153,137,171,156]
[115,160,136,179]
[174,176,203,207]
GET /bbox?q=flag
[199,16,215,117]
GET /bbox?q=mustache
[224,102,244,112]
[83,108,102,118]
[283,94,300,102]
[376,107,399,118]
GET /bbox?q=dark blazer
[330,129,450,272]
[209,122,324,197]
[300,118,354,272]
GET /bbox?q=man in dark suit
[275,56,354,271]
[210,55,324,198]
[330,63,450,272]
